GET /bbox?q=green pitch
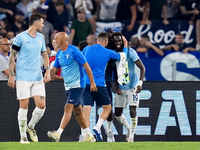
[1,142,200,150]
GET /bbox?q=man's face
[6,32,15,39]
[15,15,24,23]
[54,34,61,48]
[0,39,11,53]
[175,35,184,44]
[36,18,44,33]
[113,35,123,51]
[55,5,64,14]
[139,37,148,46]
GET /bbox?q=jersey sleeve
[41,36,46,52]
[12,34,23,51]
[73,48,87,66]
[53,52,61,68]
[129,48,139,62]
[108,50,120,60]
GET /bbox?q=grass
[1,142,200,150]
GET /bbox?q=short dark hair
[29,14,44,26]
[141,34,150,41]
[97,32,109,40]
[54,0,65,6]
[79,40,88,51]
[176,33,184,37]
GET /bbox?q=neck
[78,17,85,22]
[61,45,69,52]
[0,51,8,56]
[27,26,37,37]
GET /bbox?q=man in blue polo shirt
[47,32,97,142]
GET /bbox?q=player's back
[83,44,119,86]
[13,31,46,81]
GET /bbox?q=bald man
[0,38,11,80]
[47,32,97,142]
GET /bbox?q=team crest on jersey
[38,40,42,43]
[66,54,70,59]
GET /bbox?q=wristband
[138,80,143,86]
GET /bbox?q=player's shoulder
[15,31,26,38]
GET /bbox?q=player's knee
[129,106,136,118]
[73,107,82,116]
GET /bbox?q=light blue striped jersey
[119,47,139,90]
[13,31,46,81]
[53,45,87,90]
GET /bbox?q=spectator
[162,33,195,53]
[69,6,92,46]
[75,0,96,34]
[136,34,164,56]
[116,0,151,31]
[149,0,169,25]
[95,0,120,21]
[0,18,11,37]
[10,10,27,35]
[53,0,69,33]
[16,0,32,20]
[0,0,15,23]
[6,31,15,40]
[0,34,3,39]
[27,0,48,14]
[180,0,200,50]
[79,40,88,51]
[86,34,96,45]
[49,39,63,81]
[0,38,11,80]
[161,0,180,20]
[36,8,54,46]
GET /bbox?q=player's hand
[90,83,97,92]
[7,76,15,89]
[43,72,51,84]
[126,24,134,32]
[136,85,142,94]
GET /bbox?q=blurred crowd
[0,0,200,54]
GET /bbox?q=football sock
[57,127,63,136]
[83,127,93,137]
[107,121,112,132]
[115,114,130,130]
[81,127,86,136]
[96,118,104,129]
[28,107,45,129]
[18,108,28,139]
[129,117,138,139]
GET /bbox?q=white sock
[28,107,45,129]
[115,114,130,130]
[96,118,104,129]
[83,127,93,137]
[18,108,28,139]
[81,127,86,136]
[129,117,138,139]
[107,121,112,132]
[57,127,63,136]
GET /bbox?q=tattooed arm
[7,49,17,88]
[41,51,51,84]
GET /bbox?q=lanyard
[0,52,9,61]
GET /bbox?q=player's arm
[50,67,59,77]
[41,51,51,83]
[7,48,17,89]
[69,29,75,45]
[83,62,97,92]
[135,59,145,94]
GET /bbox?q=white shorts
[16,80,45,100]
[114,88,140,108]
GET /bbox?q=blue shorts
[65,88,85,106]
[83,84,111,106]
